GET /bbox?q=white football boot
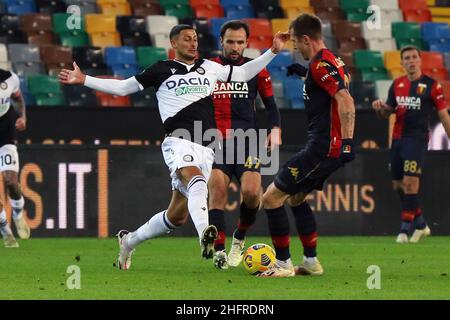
[13,214,31,239]
[213,250,229,269]
[295,257,324,276]
[116,230,135,270]
[257,259,295,278]
[396,233,409,243]
[227,236,245,267]
[410,226,431,243]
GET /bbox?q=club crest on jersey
[0,82,7,90]
[183,154,194,162]
[196,67,205,75]
[334,57,345,68]
[316,61,330,69]
[417,83,427,95]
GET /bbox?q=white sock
[187,175,209,239]
[127,210,175,249]
[0,209,12,236]
[304,256,318,264]
[10,196,24,220]
[277,258,293,268]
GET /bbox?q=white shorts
[161,137,214,197]
[0,144,19,172]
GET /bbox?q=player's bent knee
[241,187,261,205]
[286,193,306,207]
[402,177,420,194]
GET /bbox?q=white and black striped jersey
[0,70,20,119]
[135,58,232,141]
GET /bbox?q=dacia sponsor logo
[396,96,421,110]
[166,77,210,96]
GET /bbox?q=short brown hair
[220,20,250,39]
[289,13,322,40]
[400,45,421,59]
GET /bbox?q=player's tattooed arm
[438,108,450,139]
[11,90,26,131]
[335,89,355,139]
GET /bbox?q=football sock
[291,201,318,258]
[265,206,291,261]
[0,209,12,236]
[234,202,259,240]
[127,210,175,249]
[209,209,225,251]
[10,196,24,220]
[414,207,427,230]
[400,194,419,234]
[187,175,209,239]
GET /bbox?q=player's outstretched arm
[438,108,450,139]
[11,90,26,131]
[218,32,290,82]
[59,62,141,96]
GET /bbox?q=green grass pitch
[1,237,449,300]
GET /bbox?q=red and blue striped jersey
[210,56,279,139]
[386,75,447,141]
[304,49,349,158]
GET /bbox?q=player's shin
[9,196,24,219]
[187,175,209,238]
[265,206,291,263]
[234,202,258,240]
[413,207,427,230]
[291,201,318,259]
[400,194,419,234]
[209,209,226,251]
[127,210,175,249]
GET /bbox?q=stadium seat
[354,50,386,69]
[192,18,209,34]
[267,50,293,69]
[340,38,367,51]
[423,68,448,81]
[271,18,290,36]
[8,43,40,62]
[380,10,404,24]
[105,46,137,66]
[367,39,397,52]
[191,0,220,6]
[224,4,255,19]
[209,17,228,38]
[392,22,426,49]
[53,13,89,47]
[33,93,66,106]
[193,4,224,19]
[421,51,445,69]
[315,8,346,23]
[20,13,53,36]
[40,45,73,75]
[441,80,450,105]
[283,78,303,100]
[95,76,131,107]
[36,0,66,14]
[145,15,178,36]
[371,0,399,10]
[63,84,97,107]
[164,4,194,19]
[0,2,5,14]
[340,0,371,22]
[422,22,450,41]
[375,79,393,102]
[403,9,432,23]
[197,32,216,58]
[349,81,376,109]
[128,0,163,16]
[28,74,61,95]
[444,52,450,70]
[98,1,132,16]
[398,0,428,9]
[362,23,391,41]
[72,46,106,69]
[245,18,272,37]
[253,0,284,19]
[5,0,37,15]
[271,80,283,98]
[85,14,116,33]
[64,0,98,15]
[290,98,305,109]
[12,62,45,77]
[384,51,405,78]
[136,46,167,68]
[131,88,158,107]
[159,0,190,5]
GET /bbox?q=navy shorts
[390,138,427,180]
[212,136,260,181]
[274,147,342,195]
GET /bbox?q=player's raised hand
[266,127,282,151]
[372,99,384,111]
[58,62,86,85]
[271,31,290,54]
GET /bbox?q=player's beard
[227,51,242,61]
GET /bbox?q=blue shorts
[390,138,427,180]
[274,147,342,195]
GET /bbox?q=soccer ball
[242,243,276,275]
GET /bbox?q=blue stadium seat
[290,98,304,109]
[105,46,137,66]
[283,78,304,100]
[209,17,229,48]
[428,40,450,53]
[224,5,255,19]
[221,0,250,6]
[267,50,293,68]
[5,0,37,15]
[422,22,450,41]
[111,65,141,79]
